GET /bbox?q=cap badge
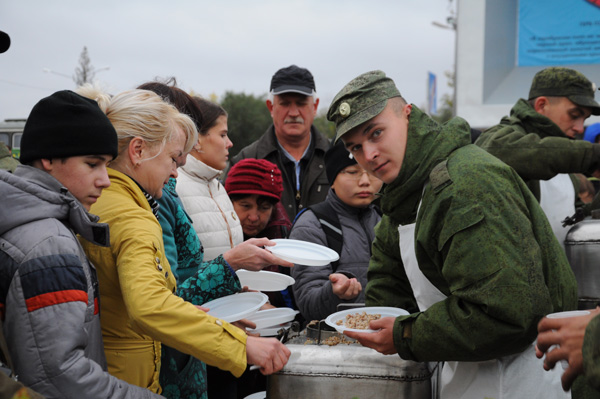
[339,102,351,117]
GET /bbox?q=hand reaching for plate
[223,238,294,271]
[330,273,362,300]
[246,335,291,375]
[194,305,209,312]
[232,318,257,334]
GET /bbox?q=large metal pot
[267,324,434,399]
[565,211,600,310]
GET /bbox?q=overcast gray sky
[0,0,456,122]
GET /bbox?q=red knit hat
[225,158,283,201]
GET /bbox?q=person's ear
[313,98,320,113]
[128,136,146,166]
[40,158,53,171]
[533,97,549,114]
[266,99,274,114]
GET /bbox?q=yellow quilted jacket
[81,168,247,393]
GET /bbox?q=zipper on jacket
[207,183,235,249]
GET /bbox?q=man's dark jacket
[231,125,330,220]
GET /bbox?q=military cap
[528,67,600,115]
[327,70,401,142]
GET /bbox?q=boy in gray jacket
[290,142,383,321]
[0,90,163,399]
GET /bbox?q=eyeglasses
[339,168,377,181]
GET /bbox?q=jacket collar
[381,105,471,224]
[327,188,375,217]
[180,154,223,182]
[253,124,330,160]
[0,165,110,246]
[508,98,568,139]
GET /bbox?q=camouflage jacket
[584,314,600,392]
[475,99,600,201]
[366,106,578,362]
[0,142,19,173]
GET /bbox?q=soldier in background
[0,142,19,172]
[476,67,600,247]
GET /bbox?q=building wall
[455,0,600,130]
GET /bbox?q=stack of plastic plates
[203,292,268,323]
[246,307,299,336]
[236,269,295,291]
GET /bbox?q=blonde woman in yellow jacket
[78,87,291,394]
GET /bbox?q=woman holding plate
[77,86,290,396]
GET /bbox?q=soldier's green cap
[327,70,401,142]
[528,67,600,115]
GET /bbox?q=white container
[546,310,591,368]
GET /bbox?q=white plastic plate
[236,269,295,292]
[204,292,268,323]
[325,306,410,333]
[267,239,340,266]
[245,308,299,330]
[243,392,266,399]
[249,322,293,337]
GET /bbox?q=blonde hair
[76,84,198,160]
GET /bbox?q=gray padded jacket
[289,189,381,321]
[0,166,162,399]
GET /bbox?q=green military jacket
[366,105,578,362]
[475,99,600,201]
[0,142,19,173]
[584,314,600,392]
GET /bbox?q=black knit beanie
[325,140,357,185]
[20,90,118,164]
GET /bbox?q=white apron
[539,174,576,251]
[399,220,568,399]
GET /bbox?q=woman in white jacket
[176,98,242,261]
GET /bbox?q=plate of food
[203,292,268,323]
[267,239,339,266]
[324,306,410,333]
[236,270,295,292]
[245,308,299,330]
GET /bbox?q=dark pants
[206,364,267,399]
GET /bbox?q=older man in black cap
[231,65,330,221]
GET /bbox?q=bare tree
[74,46,95,86]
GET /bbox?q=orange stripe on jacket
[25,290,88,312]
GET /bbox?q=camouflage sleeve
[397,154,564,362]
[583,314,600,391]
[365,215,418,313]
[176,255,241,305]
[477,123,600,181]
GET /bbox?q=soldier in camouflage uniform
[475,67,600,248]
[0,142,19,172]
[328,70,577,398]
